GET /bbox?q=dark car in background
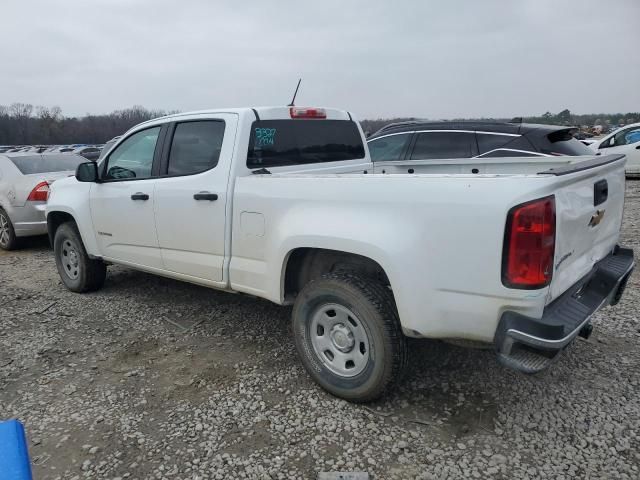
[367,121,593,163]
[72,146,101,161]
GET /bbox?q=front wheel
[54,222,106,293]
[292,272,408,402]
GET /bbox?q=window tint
[167,121,225,176]
[368,134,410,162]
[247,120,365,169]
[476,134,517,154]
[104,127,161,180]
[98,139,117,160]
[9,154,85,174]
[540,130,593,156]
[410,132,476,160]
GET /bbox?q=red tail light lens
[502,196,556,289]
[289,107,326,119]
[27,181,50,202]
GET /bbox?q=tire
[0,208,19,250]
[54,222,106,293]
[292,272,408,402]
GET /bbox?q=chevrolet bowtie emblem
[589,209,605,227]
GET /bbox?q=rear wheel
[292,272,408,402]
[54,222,106,292]
[0,208,19,250]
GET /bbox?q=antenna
[288,78,302,106]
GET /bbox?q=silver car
[0,153,85,250]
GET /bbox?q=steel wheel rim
[61,239,80,280]
[310,303,370,378]
[0,213,9,247]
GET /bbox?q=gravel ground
[1,181,639,480]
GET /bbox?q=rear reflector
[289,107,326,119]
[27,181,50,202]
[502,196,556,289]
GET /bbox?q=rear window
[9,154,84,174]
[247,120,365,169]
[540,130,593,156]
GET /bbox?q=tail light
[289,107,326,119]
[502,196,556,289]
[27,181,50,202]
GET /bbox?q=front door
[90,125,164,269]
[154,115,237,283]
[598,125,640,169]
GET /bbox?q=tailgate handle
[594,180,608,206]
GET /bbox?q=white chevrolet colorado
[46,106,634,401]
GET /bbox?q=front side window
[167,121,225,176]
[104,126,161,180]
[613,127,640,147]
[247,120,365,169]
[368,133,410,162]
[410,132,476,160]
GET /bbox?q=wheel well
[46,211,75,245]
[283,248,391,302]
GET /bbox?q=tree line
[1,104,638,145]
[0,104,177,145]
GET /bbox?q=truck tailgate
[548,155,627,302]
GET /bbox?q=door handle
[193,192,218,201]
[635,145,640,149]
[131,192,149,201]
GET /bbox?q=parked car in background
[46,106,633,401]
[72,146,101,161]
[0,153,85,250]
[588,122,640,177]
[97,136,121,161]
[367,121,593,163]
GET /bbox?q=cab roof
[135,106,352,129]
[368,121,577,140]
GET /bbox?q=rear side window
[538,130,593,156]
[476,133,519,154]
[410,132,477,160]
[368,133,411,162]
[247,120,365,169]
[9,154,84,174]
[167,121,225,176]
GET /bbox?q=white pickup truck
[45,106,634,401]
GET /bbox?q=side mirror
[75,161,99,182]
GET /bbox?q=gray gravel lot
[1,182,639,480]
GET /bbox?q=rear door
[153,114,237,283]
[548,157,627,301]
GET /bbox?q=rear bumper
[495,246,634,373]
[11,204,47,237]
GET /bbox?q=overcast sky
[1,0,638,119]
